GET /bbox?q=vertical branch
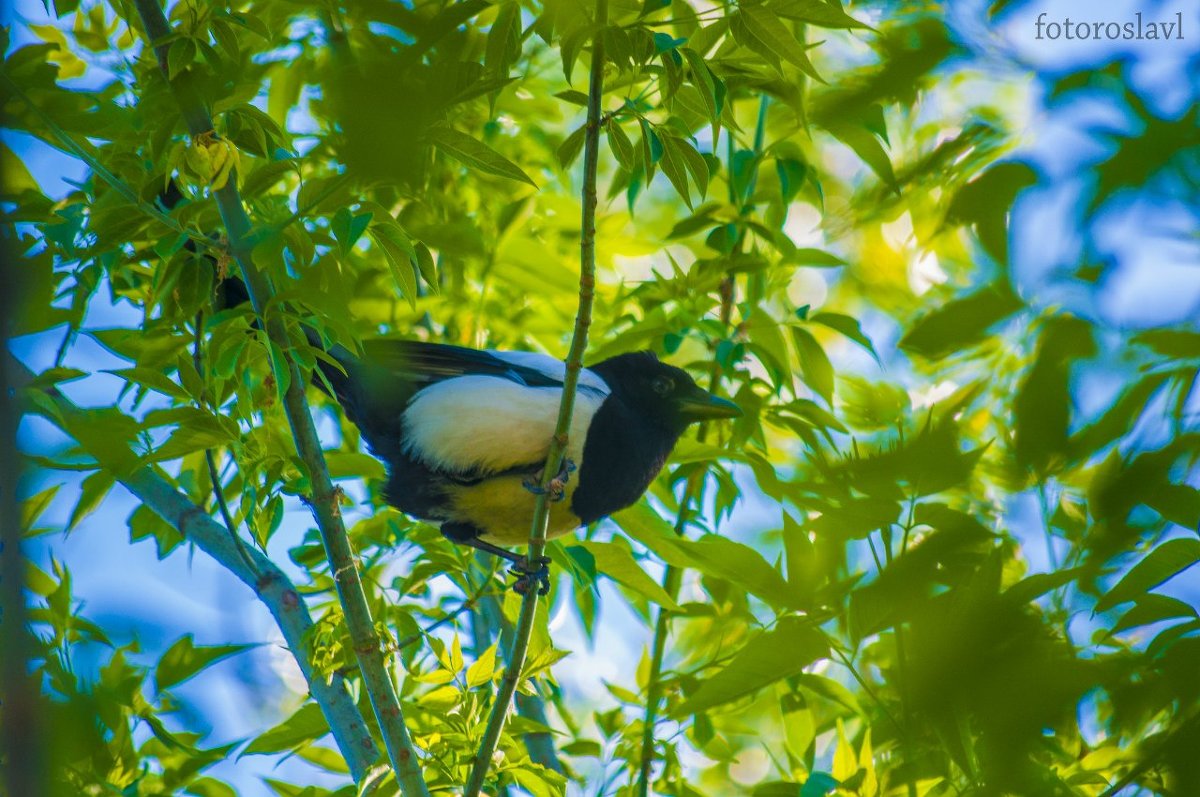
[463,2,608,792]
[636,94,768,795]
[129,3,428,794]
[634,293,731,797]
[474,590,564,774]
[0,233,46,797]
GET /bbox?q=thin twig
[193,310,258,575]
[462,2,608,792]
[130,3,429,793]
[395,583,497,651]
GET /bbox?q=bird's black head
[589,351,741,431]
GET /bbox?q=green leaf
[899,281,1025,360]
[946,162,1036,264]
[786,248,846,267]
[68,470,115,531]
[811,312,878,361]
[672,617,828,715]
[738,5,823,82]
[615,505,797,609]
[557,124,587,169]
[658,133,693,209]
[607,119,636,172]
[640,0,671,17]
[807,498,900,540]
[265,338,292,399]
[25,367,88,390]
[0,141,38,196]
[638,118,661,180]
[791,327,834,404]
[129,503,185,558]
[555,89,591,106]
[1004,567,1087,604]
[681,48,720,124]
[332,208,373,254]
[414,242,439,293]
[1109,594,1198,636]
[143,408,240,462]
[485,1,521,79]
[156,634,252,691]
[800,772,840,797]
[675,137,710,201]
[824,122,896,192]
[185,777,238,797]
[243,702,330,755]
[324,451,387,481]
[167,37,197,80]
[22,484,60,534]
[1096,538,1200,613]
[369,222,419,307]
[572,541,682,610]
[429,126,537,187]
[1014,316,1095,476]
[1133,329,1200,359]
[466,643,498,688]
[106,367,190,400]
[770,0,869,29]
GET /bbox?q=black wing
[357,340,569,389]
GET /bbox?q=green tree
[2,1,1198,796]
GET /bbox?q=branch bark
[8,355,379,781]
[1,226,47,797]
[463,1,608,792]
[129,3,429,793]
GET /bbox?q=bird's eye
[652,376,674,395]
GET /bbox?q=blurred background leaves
[2,0,1199,795]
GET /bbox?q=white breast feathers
[400,375,607,475]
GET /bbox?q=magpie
[307,334,741,592]
[163,185,739,591]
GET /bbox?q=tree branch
[634,335,729,797]
[463,1,607,791]
[637,96,765,793]
[7,355,379,781]
[1,228,47,797]
[129,3,429,793]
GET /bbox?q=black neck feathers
[570,395,681,524]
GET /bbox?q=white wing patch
[401,375,606,474]
[487,351,611,395]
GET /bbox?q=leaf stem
[462,1,607,792]
[130,3,428,793]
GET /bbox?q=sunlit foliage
[3,0,1198,795]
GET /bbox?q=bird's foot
[510,556,552,596]
[521,459,577,503]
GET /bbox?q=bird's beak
[676,391,742,421]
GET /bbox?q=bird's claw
[522,459,577,503]
[510,556,552,596]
